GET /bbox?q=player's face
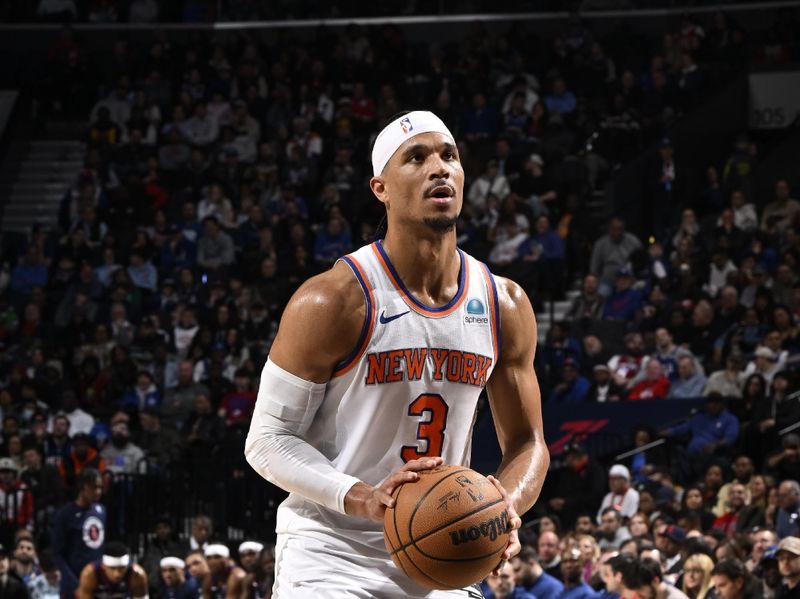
[206,555,226,575]
[240,551,258,571]
[373,132,464,234]
[186,556,209,579]
[161,567,182,586]
[103,565,126,584]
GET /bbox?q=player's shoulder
[492,276,535,322]
[491,275,537,359]
[283,260,364,323]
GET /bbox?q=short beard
[422,216,458,233]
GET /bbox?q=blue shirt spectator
[665,397,740,455]
[527,571,565,599]
[128,252,158,293]
[544,78,577,115]
[10,249,49,296]
[159,227,197,273]
[603,271,643,321]
[314,217,352,266]
[462,93,498,140]
[549,360,590,403]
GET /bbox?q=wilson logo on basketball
[448,509,509,545]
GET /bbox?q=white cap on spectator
[609,464,630,480]
[754,346,777,360]
[160,557,185,569]
[238,541,264,555]
[204,544,230,558]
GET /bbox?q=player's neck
[380,230,459,302]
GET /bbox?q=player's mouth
[425,184,456,205]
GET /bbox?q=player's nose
[427,155,449,179]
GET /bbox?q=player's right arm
[76,564,97,599]
[245,262,437,522]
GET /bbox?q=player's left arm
[486,277,550,517]
[130,564,149,599]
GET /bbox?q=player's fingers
[381,471,419,495]
[492,560,506,577]
[502,531,521,561]
[399,457,443,473]
[373,488,396,510]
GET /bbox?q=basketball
[383,464,510,589]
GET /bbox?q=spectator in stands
[669,355,707,399]
[197,217,235,272]
[60,391,94,436]
[20,443,64,525]
[712,482,747,535]
[538,531,562,581]
[120,370,161,411]
[629,360,670,401]
[59,433,105,493]
[590,218,642,294]
[50,467,105,598]
[559,545,596,599]
[761,179,800,234]
[135,408,180,469]
[777,537,800,599]
[597,465,640,523]
[714,455,755,517]
[568,274,604,322]
[467,160,510,218]
[609,333,647,389]
[605,554,640,599]
[704,354,744,398]
[485,560,537,599]
[588,364,627,403]
[655,525,686,583]
[603,268,643,322]
[681,553,714,599]
[511,546,565,599]
[100,421,144,475]
[664,395,739,463]
[767,435,800,484]
[11,536,39,585]
[776,481,800,538]
[27,550,60,599]
[549,442,606,529]
[711,559,752,599]
[597,508,632,550]
[0,458,33,531]
[548,358,590,403]
[183,393,225,459]
[745,529,777,572]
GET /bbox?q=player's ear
[370,176,389,206]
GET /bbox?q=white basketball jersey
[275,240,501,554]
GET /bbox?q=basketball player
[204,544,238,599]
[245,110,549,597]
[76,541,148,599]
[223,542,262,599]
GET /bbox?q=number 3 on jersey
[401,393,449,462]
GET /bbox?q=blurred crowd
[0,4,797,599]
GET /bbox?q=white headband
[102,555,130,568]
[204,544,229,558]
[160,557,185,570]
[371,111,455,176]
[238,541,264,554]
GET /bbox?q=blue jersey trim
[374,241,466,313]
[334,256,374,373]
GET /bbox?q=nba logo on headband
[399,117,413,134]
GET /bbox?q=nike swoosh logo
[379,310,410,324]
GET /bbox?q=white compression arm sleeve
[244,358,361,514]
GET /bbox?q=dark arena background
[0,1,798,598]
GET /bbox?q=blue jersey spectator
[314,217,352,266]
[665,396,740,455]
[603,269,643,321]
[549,359,591,403]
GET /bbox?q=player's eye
[443,151,455,160]
[410,153,424,162]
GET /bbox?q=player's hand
[344,457,444,523]
[486,475,522,577]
